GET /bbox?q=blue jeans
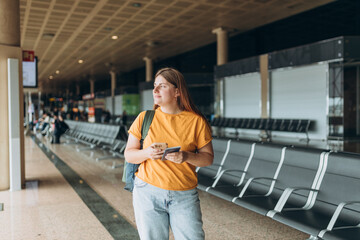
[133,177,205,240]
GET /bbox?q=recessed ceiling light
[55,70,60,74]
[78,59,84,64]
[111,35,118,40]
[146,41,160,47]
[132,3,141,7]
[49,75,54,80]
[42,33,55,39]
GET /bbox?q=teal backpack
[123,110,155,192]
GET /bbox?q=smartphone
[161,146,181,160]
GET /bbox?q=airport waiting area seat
[63,120,128,168]
[211,117,313,142]
[198,139,360,240]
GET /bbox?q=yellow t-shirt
[128,108,212,191]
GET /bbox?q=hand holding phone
[151,142,168,151]
[162,146,181,160]
[148,143,167,160]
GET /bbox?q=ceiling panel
[19,0,334,92]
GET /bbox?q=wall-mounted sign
[94,98,105,109]
[88,107,95,123]
[22,50,38,88]
[82,93,94,100]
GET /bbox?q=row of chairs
[197,138,360,240]
[64,120,128,168]
[211,117,313,141]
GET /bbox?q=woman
[125,68,214,240]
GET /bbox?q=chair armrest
[267,187,319,218]
[196,163,222,173]
[208,169,247,189]
[211,163,222,167]
[318,201,360,238]
[232,177,276,202]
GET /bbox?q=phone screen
[161,146,181,160]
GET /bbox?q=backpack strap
[140,110,155,149]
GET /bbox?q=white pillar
[8,58,21,191]
[212,27,228,66]
[143,57,153,82]
[0,0,24,191]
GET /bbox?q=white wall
[141,89,153,111]
[105,95,123,115]
[270,63,328,140]
[224,72,261,118]
[223,73,261,138]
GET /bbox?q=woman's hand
[165,142,214,167]
[165,151,188,164]
[125,135,167,164]
[145,143,165,160]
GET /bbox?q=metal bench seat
[206,143,284,203]
[199,140,255,192]
[210,117,313,141]
[233,148,326,216]
[196,139,231,191]
[269,151,360,239]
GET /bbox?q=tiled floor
[0,135,309,240]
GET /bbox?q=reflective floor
[0,135,308,240]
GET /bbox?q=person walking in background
[125,68,214,240]
[52,115,69,144]
[103,109,111,123]
[121,110,127,126]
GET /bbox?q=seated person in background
[40,112,50,136]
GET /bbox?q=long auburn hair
[154,67,210,128]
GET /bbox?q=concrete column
[0,0,24,190]
[110,69,116,116]
[212,27,228,66]
[260,54,269,118]
[65,88,69,105]
[76,84,80,96]
[143,57,153,82]
[90,78,95,95]
[0,0,20,46]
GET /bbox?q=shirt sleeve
[196,117,213,150]
[128,111,146,140]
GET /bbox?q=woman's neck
[160,105,182,115]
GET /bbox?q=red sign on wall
[88,107,95,115]
[23,50,35,62]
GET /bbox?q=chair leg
[307,235,319,240]
[112,162,124,169]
